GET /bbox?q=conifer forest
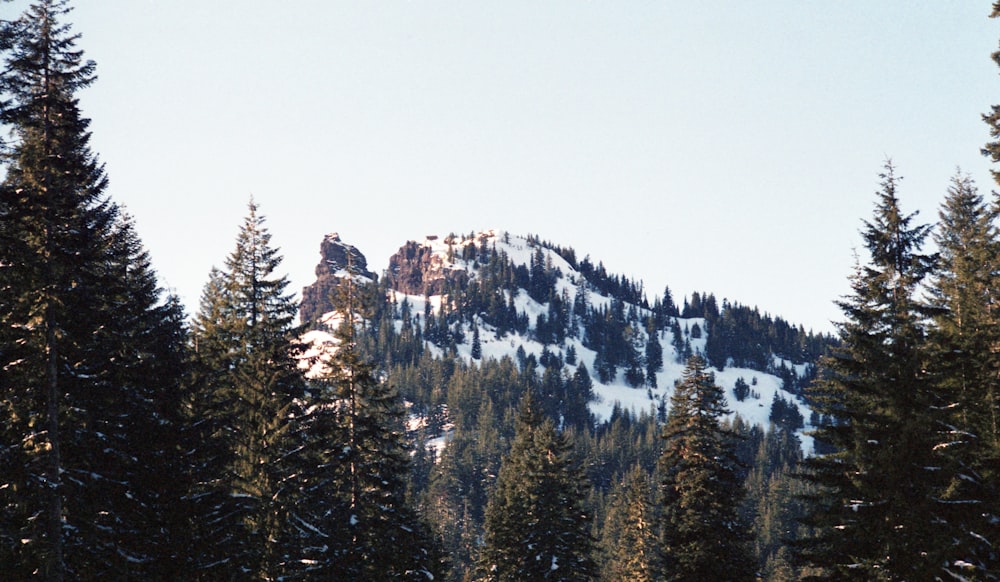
[2,1,1000,580]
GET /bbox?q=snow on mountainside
[304,229,818,454]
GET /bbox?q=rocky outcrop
[384,240,468,296]
[300,233,375,325]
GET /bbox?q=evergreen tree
[645,328,663,388]
[598,465,658,582]
[0,2,186,578]
[471,320,483,359]
[186,201,305,578]
[658,355,755,582]
[77,215,191,578]
[984,2,1000,185]
[799,163,946,579]
[478,393,596,581]
[289,265,442,580]
[925,172,1000,578]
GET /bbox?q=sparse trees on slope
[658,354,755,582]
[186,201,305,579]
[477,393,596,581]
[0,1,187,578]
[799,164,947,579]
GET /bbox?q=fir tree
[924,172,1000,577]
[799,163,946,579]
[984,2,1000,185]
[0,2,186,578]
[599,465,659,582]
[289,264,442,580]
[478,393,596,581]
[658,355,755,581]
[645,328,663,388]
[471,320,483,359]
[187,201,305,578]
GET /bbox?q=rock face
[384,240,469,296]
[300,233,375,325]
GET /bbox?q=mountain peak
[300,233,375,324]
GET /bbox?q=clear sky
[20,1,999,333]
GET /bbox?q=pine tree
[0,2,186,578]
[983,3,1000,184]
[289,264,442,580]
[73,214,190,577]
[645,327,663,388]
[187,201,305,578]
[471,320,483,360]
[478,393,596,581]
[658,355,755,582]
[925,172,1000,577]
[599,465,658,582]
[799,163,945,579]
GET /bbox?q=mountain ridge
[300,229,832,452]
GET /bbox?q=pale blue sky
[30,1,1000,332]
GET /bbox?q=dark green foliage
[289,274,442,579]
[583,298,645,385]
[477,394,596,581]
[186,202,305,578]
[598,465,659,581]
[0,2,187,578]
[734,376,751,402]
[658,356,755,581]
[575,256,646,307]
[768,392,804,432]
[740,426,817,580]
[705,300,833,373]
[644,326,663,388]
[799,163,948,579]
[471,321,482,359]
[924,172,1000,578]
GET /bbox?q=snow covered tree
[477,392,596,581]
[287,265,442,580]
[0,2,187,578]
[658,355,755,582]
[799,163,947,579]
[924,172,1000,577]
[186,201,305,578]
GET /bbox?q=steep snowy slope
[305,229,820,453]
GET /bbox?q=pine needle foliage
[657,355,755,582]
[0,2,187,578]
[287,266,443,580]
[478,392,596,582]
[799,163,948,580]
[924,172,1000,579]
[186,201,305,579]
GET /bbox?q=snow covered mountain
[301,229,828,454]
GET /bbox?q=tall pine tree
[477,392,596,581]
[186,201,305,579]
[0,1,187,578]
[288,263,442,580]
[657,355,755,581]
[925,172,1000,578]
[800,163,946,579]
[598,464,659,582]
